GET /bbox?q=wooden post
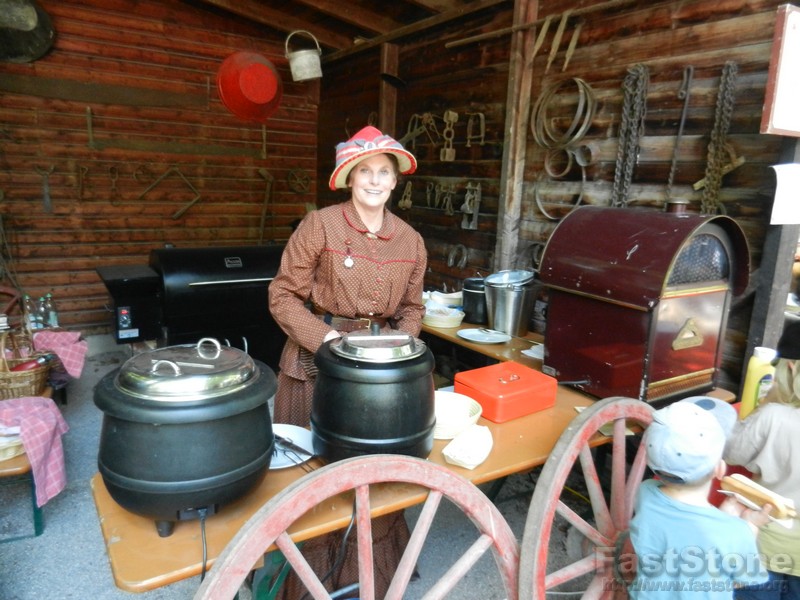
[742,136,800,389]
[494,0,539,271]
[379,43,399,136]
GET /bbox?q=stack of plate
[423,309,465,328]
[434,390,482,439]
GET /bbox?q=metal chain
[611,64,649,208]
[701,61,738,215]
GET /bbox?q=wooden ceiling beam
[324,0,510,63]
[293,0,405,36]
[404,0,467,12]
[197,0,352,50]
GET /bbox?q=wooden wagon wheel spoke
[519,396,654,600]
[194,454,519,600]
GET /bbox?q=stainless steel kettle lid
[116,338,257,400]
[329,330,428,363]
[485,269,534,288]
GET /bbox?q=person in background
[268,125,427,598]
[725,319,800,599]
[629,397,770,599]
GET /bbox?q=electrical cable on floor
[198,507,209,583]
[299,496,358,600]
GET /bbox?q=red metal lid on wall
[216,51,283,123]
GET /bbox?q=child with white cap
[629,397,771,599]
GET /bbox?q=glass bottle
[22,294,41,332]
[42,293,59,328]
[37,297,48,329]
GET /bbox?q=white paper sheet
[770,163,800,224]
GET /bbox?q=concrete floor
[0,334,582,599]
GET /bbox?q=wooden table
[91,329,734,593]
[421,322,544,369]
[91,383,597,592]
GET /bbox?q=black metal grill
[98,245,287,371]
[148,245,286,370]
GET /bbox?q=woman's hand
[323,330,341,343]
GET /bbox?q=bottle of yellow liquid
[739,346,777,419]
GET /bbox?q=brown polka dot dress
[267,199,427,599]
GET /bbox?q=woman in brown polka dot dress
[268,125,427,599]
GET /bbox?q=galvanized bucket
[285,30,322,82]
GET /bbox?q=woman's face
[348,153,397,211]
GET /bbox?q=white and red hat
[328,126,417,191]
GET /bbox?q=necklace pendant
[344,255,354,268]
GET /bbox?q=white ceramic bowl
[434,390,482,439]
[423,309,465,328]
[430,291,463,307]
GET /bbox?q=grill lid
[116,338,257,401]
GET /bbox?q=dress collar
[341,200,395,240]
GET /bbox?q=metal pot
[462,276,487,325]
[484,269,536,337]
[311,328,435,463]
[94,338,276,537]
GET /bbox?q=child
[725,319,800,599]
[629,397,771,599]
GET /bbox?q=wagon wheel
[519,396,654,599]
[287,168,311,193]
[194,454,520,600]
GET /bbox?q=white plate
[456,328,512,344]
[270,424,314,470]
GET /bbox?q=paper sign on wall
[761,5,800,137]
[770,164,800,224]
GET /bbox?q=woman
[724,319,800,600]
[268,125,427,598]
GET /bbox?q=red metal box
[454,361,557,423]
[538,206,750,403]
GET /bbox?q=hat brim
[217,51,283,123]
[328,148,417,191]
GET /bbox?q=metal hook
[447,244,468,269]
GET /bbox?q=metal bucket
[285,30,322,82]
[484,270,535,337]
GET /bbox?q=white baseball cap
[645,399,729,484]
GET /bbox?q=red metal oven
[538,206,749,403]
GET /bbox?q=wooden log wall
[0,0,316,334]
[317,0,791,390]
[317,7,514,294]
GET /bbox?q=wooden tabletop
[421,322,544,369]
[91,384,596,592]
[90,330,735,592]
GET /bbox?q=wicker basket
[0,330,49,400]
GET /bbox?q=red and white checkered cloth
[32,330,88,379]
[0,396,69,506]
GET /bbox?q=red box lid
[454,361,557,423]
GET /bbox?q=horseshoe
[287,169,311,193]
